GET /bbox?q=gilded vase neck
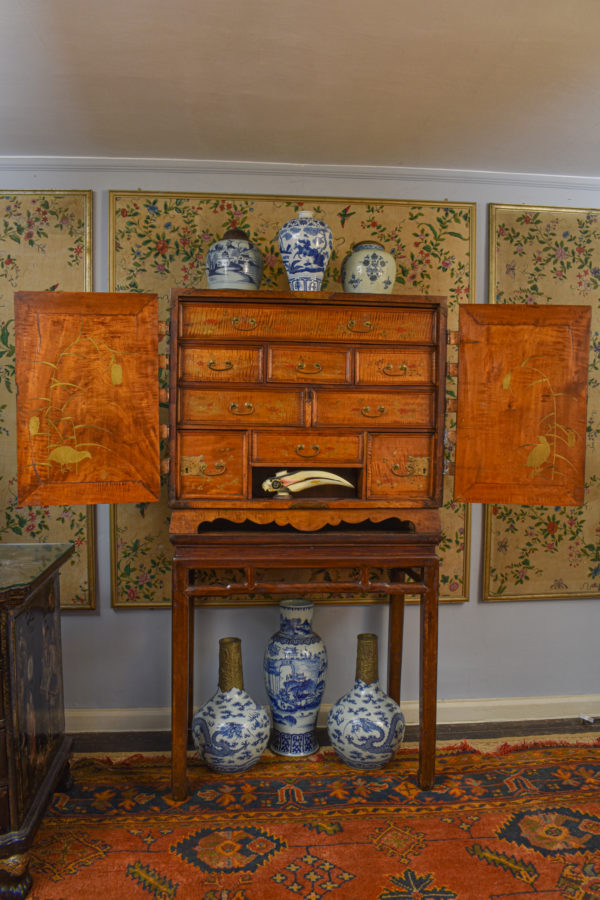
[218,637,244,692]
[355,633,379,685]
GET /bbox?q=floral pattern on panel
[110,193,474,606]
[0,192,94,608]
[487,205,600,599]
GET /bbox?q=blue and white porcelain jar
[328,633,405,769]
[278,210,333,291]
[206,228,264,290]
[192,637,270,773]
[341,241,396,294]
[264,599,327,756]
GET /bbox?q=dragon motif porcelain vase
[192,637,270,773]
[341,241,396,293]
[263,599,327,756]
[206,228,264,290]
[278,210,333,291]
[328,633,405,768]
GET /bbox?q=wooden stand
[170,511,441,801]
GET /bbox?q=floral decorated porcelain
[278,210,333,291]
[341,241,396,293]
[206,228,263,290]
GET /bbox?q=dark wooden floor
[71,717,600,753]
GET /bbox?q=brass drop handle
[391,463,408,477]
[383,362,409,377]
[347,319,373,334]
[229,401,254,416]
[208,359,233,372]
[361,405,386,418]
[231,316,258,331]
[295,443,320,458]
[296,361,322,374]
[199,461,227,477]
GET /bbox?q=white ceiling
[1,0,600,177]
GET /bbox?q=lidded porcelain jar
[278,210,333,291]
[341,241,396,294]
[206,228,263,290]
[192,637,270,773]
[328,633,405,769]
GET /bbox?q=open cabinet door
[454,304,591,506]
[14,291,160,505]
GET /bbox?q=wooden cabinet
[169,290,447,524]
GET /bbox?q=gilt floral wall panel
[486,204,600,600]
[0,191,95,609]
[109,192,475,607]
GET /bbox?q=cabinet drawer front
[356,348,435,385]
[180,346,262,383]
[180,388,305,426]
[367,434,436,500]
[268,347,351,383]
[181,303,436,343]
[252,430,363,464]
[178,431,247,498]
[314,391,434,427]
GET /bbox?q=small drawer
[179,345,263,383]
[252,430,363,464]
[268,347,351,384]
[367,433,436,500]
[180,388,306,426]
[177,431,247,499]
[313,390,434,428]
[356,348,435,385]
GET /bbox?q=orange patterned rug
[28,739,600,899]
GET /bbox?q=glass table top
[0,543,74,591]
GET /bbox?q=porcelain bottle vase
[328,633,405,768]
[341,241,396,293]
[192,637,270,773]
[206,227,264,290]
[278,210,333,291]
[263,599,327,756]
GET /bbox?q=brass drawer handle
[361,405,386,418]
[295,443,320,458]
[199,461,227,477]
[296,361,322,374]
[208,359,233,372]
[383,363,408,377]
[231,315,258,331]
[229,401,254,416]
[391,457,430,477]
[347,319,373,334]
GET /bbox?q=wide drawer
[356,347,435,385]
[313,390,435,427]
[180,303,436,343]
[252,430,363,464]
[180,388,306,426]
[267,346,351,383]
[179,345,263,383]
[367,433,436,500]
[177,431,247,499]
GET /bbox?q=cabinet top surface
[0,542,74,592]
[171,288,447,308]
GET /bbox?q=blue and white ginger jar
[206,228,264,290]
[341,241,396,294]
[264,599,327,756]
[278,210,333,291]
[192,637,270,773]
[328,633,405,769]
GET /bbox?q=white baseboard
[65,694,600,733]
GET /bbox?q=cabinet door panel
[177,431,247,499]
[180,388,305,426]
[356,348,435,385]
[367,434,436,500]
[313,391,434,427]
[252,430,363,464]
[179,346,263,383]
[268,347,351,383]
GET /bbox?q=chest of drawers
[169,289,447,530]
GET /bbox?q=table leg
[387,569,405,704]
[418,557,439,790]
[171,562,191,801]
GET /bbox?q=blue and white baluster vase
[192,637,270,773]
[264,599,327,756]
[278,210,333,291]
[328,633,405,769]
[206,228,264,290]
[341,241,396,294]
